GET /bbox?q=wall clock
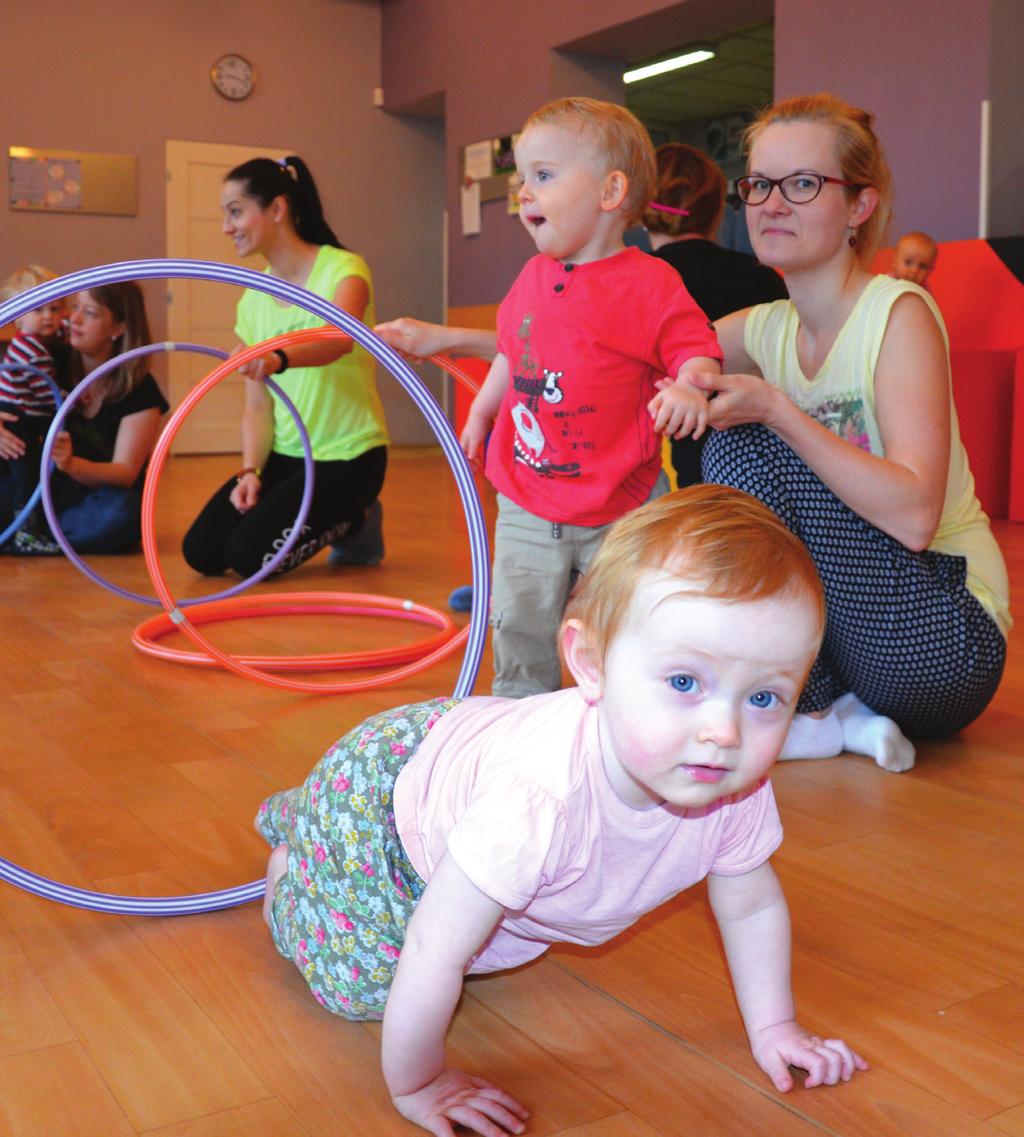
[211,54,256,101]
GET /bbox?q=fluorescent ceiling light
[623,48,716,84]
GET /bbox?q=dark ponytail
[225,155,346,249]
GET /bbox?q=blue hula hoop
[0,259,490,916]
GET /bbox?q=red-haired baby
[257,485,867,1136]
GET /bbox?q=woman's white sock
[779,709,844,761]
[834,692,916,772]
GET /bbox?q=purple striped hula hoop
[0,259,490,916]
[38,341,315,605]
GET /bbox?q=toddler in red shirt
[461,97,723,697]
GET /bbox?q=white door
[165,140,288,453]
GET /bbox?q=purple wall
[382,0,1018,309]
[775,0,990,247]
[382,0,773,307]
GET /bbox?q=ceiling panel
[625,21,774,129]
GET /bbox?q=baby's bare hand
[393,1067,529,1137]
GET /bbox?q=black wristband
[273,348,289,374]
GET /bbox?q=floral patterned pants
[255,697,461,1019]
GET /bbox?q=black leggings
[182,446,386,578]
[703,425,1006,738]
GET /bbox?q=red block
[950,349,1016,519]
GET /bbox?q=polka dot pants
[703,425,1006,738]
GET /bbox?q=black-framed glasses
[735,173,862,206]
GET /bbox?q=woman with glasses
[692,93,1009,772]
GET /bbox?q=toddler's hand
[392,1066,529,1137]
[648,380,708,440]
[750,1020,868,1092]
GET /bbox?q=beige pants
[490,471,669,698]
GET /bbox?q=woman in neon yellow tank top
[689,94,1009,773]
[182,155,389,579]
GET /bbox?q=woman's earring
[847,227,858,248]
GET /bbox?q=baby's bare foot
[263,844,289,925]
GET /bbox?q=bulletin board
[459,134,518,202]
[8,147,137,216]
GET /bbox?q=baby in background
[461,96,722,699]
[0,264,68,555]
[257,485,867,1137]
[891,231,938,289]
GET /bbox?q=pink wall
[1,0,446,443]
[382,0,1020,309]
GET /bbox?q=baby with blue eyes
[257,484,867,1137]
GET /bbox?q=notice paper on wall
[461,181,481,236]
[463,140,493,181]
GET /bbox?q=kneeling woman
[183,155,388,578]
[697,94,1010,771]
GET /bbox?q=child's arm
[382,851,529,1136]
[707,862,868,1092]
[648,356,721,441]
[460,352,510,468]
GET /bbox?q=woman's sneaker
[12,530,62,556]
[328,500,384,567]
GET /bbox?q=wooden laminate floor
[0,448,1020,1137]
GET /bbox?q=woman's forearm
[59,455,136,489]
[240,403,275,470]
[444,327,498,361]
[766,393,945,550]
[263,337,354,369]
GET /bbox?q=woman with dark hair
[182,155,388,578]
[645,143,787,486]
[0,281,167,554]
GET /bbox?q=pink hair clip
[648,201,690,216]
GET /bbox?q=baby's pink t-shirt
[393,689,782,973]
